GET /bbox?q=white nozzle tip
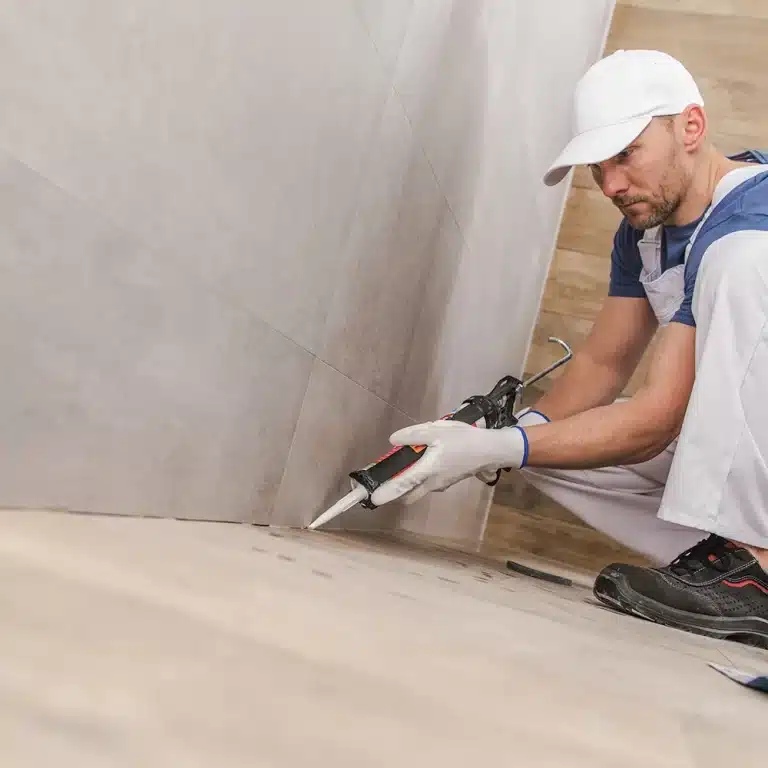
[306,486,368,531]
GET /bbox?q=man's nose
[599,167,630,199]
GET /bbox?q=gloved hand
[476,408,550,484]
[369,420,529,507]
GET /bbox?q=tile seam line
[315,0,414,365]
[382,84,479,417]
[0,140,318,361]
[0,147,421,468]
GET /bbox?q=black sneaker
[593,534,768,648]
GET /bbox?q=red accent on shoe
[723,579,768,596]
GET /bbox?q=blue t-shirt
[608,149,768,326]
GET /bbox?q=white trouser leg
[517,440,705,564]
[658,231,768,548]
[508,408,705,564]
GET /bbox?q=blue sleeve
[608,219,646,299]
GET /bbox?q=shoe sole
[593,572,768,650]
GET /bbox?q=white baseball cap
[543,49,704,186]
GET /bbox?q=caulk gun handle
[349,400,488,508]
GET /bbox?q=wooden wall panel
[556,187,623,255]
[541,248,610,321]
[482,0,768,570]
[622,0,768,21]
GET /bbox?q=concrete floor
[0,509,765,767]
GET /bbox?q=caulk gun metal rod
[518,337,573,391]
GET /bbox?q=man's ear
[680,104,708,153]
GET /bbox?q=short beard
[613,144,691,229]
[616,191,680,229]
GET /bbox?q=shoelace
[668,534,751,577]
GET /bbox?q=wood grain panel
[541,248,610,321]
[607,6,768,87]
[556,186,623,255]
[522,310,595,394]
[481,503,652,572]
[524,308,657,397]
[571,166,596,190]
[623,0,768,21]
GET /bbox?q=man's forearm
[523,392,678,470]
[524,321,695,470]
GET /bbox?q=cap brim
[542,115,652,186]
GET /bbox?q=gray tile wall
[0,1,614,541]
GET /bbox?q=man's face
[589,116,693,229]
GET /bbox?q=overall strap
[729,149,768,164]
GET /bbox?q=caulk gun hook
[518,337,573,392]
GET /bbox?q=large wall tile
[0,151,313,522]
[392,209,472,422]
[271,359,414,530]
[386,0,615,548]
[355,0,415,74]
[0,1,390,353]
[393,1,615,255]
[0,0,618,540]
[320,91,447,403]
[476,0,617,248]
[395,216,566,426]
[392,0,491,237]
[389,0,615,412]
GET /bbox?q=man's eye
[617,148,633,161]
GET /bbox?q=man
[374,49,768,647]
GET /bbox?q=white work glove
[475,408,550,484]
[369,420,530,507]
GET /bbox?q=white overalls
[519,163,768,563]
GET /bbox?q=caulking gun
[307,337,572,530]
